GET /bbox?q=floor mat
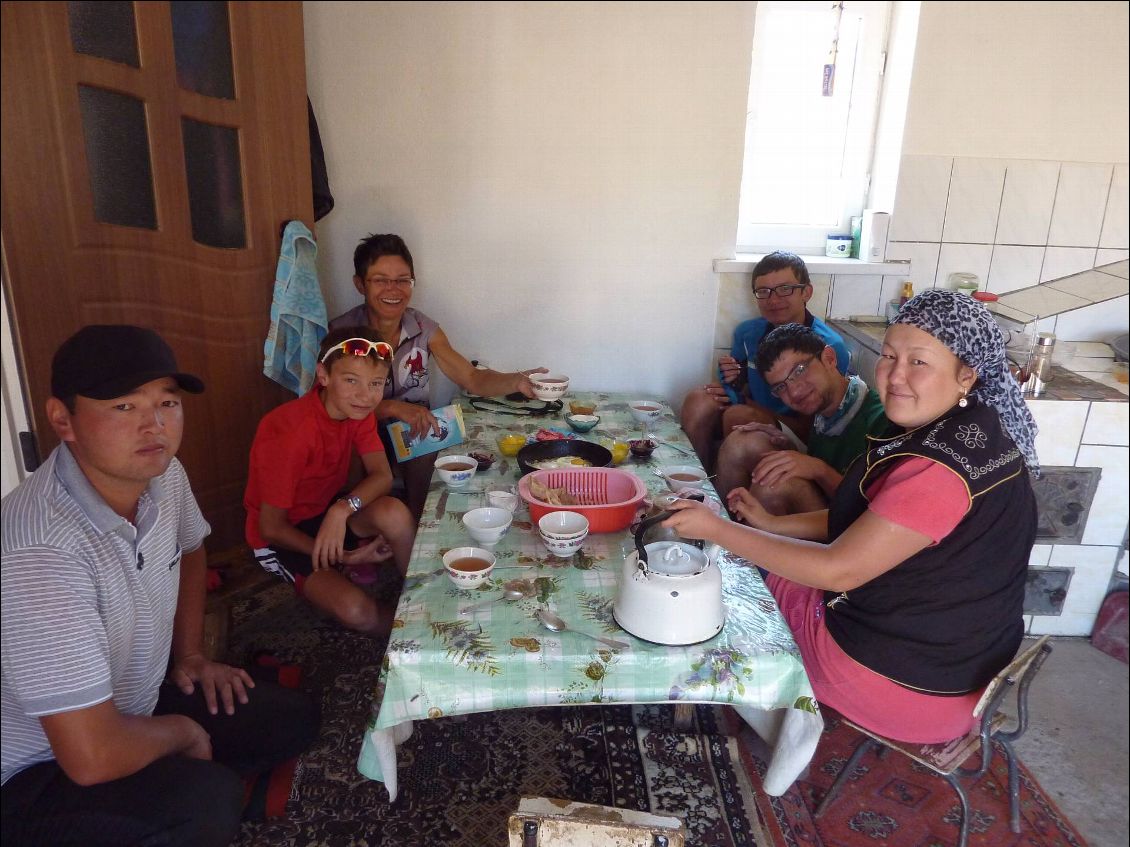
[737,709,1089,847]
[228,582,767,846]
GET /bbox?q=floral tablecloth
[357,393,823,800]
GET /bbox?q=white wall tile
[942,158,1006,244]
[889,155,952,242]
[1096,248,1130,267]
[1029,612,1098,636]
[885,242,941,293]
[1028,399,1088,466]
[808,274,831,321]
[987,245,1045,295]
[1083,402,1130,446]
[997,160,1059,245]
[1049,544,1120,617]
[828,275,883,318]
[1029,544,1053,566]
[1041,247,1097,283]
[936,243,994,297]
[714,272,752,349]
[1048,162,1114,248]
[1052,295,1130,342]
[1077,444,1129,546]
[1099,163,1129,249]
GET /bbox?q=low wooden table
[357,392,824,800]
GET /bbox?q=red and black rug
[227,580,761,846]
[738,710,1089,847]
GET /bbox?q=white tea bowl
[442,546,497,589]
[530,374,570,402]
[658,465,708,492]
[462,507,513,548]
[627,400,663,426]
[538,511,590,540]
[435,455,478,489]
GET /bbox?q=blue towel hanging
[263,220,327,395]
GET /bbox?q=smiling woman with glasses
[328,233,548,521]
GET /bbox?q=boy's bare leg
[715,427,783,503]
[301,570,385,633]
[351,496,416,577]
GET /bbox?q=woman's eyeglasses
[753,283,807,300]
[768,357,816,397]
[320,338,394,364]
[367,276,415,289]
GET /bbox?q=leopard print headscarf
[892,289,1040,475]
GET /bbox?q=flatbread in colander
[529,478,577,506]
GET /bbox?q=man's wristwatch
[339,495,363,513]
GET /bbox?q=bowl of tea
[657,464,708,492]
[442,546,497,589]
[435,455,478,489]
[627,400,663,427]
[530,373,570,401]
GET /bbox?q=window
[737,1,890,254]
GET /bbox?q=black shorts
[252,510,363,592]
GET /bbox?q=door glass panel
[68,1,139,67]
[170,1,235,99]
[181,118,246,248]
[77,85,157,229]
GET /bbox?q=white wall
[303,1,756,404]
[902,1,1129,163]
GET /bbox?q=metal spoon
[535,609,630,651]
[459,580,534,615]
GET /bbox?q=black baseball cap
[51,325,205,400]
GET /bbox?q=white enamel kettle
[613,497,726,645]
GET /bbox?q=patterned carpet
[226,579,766,846]
[738,710,1089,847]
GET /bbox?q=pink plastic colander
[518,468,648,533]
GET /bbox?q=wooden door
[1,1,312,551]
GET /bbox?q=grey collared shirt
[0,444,209,784]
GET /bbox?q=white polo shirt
[1,444,209,785]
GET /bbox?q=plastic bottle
[899,281,914,306]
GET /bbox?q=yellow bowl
[598,438,629,465]
[497,434,527,457]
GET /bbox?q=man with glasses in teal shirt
[681,252,849,472]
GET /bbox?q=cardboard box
[386,403,467,463]
[859,210,890,262]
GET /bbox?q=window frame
[736,0,892,255]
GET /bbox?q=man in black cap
[1,326,319,846]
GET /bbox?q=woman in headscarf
[664,289,1039,743]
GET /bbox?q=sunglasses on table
[320,338,394,364]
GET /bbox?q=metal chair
[814,636,1053,847]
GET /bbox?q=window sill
[713,254,911,276]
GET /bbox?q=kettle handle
[633,492,705,564]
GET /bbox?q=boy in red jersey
[245,327,415,632]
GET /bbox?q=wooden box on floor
[508,797,685,846]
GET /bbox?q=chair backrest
[972,635,1052,719]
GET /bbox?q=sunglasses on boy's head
[320,338,394,364]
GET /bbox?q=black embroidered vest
[825,398,1036,694]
